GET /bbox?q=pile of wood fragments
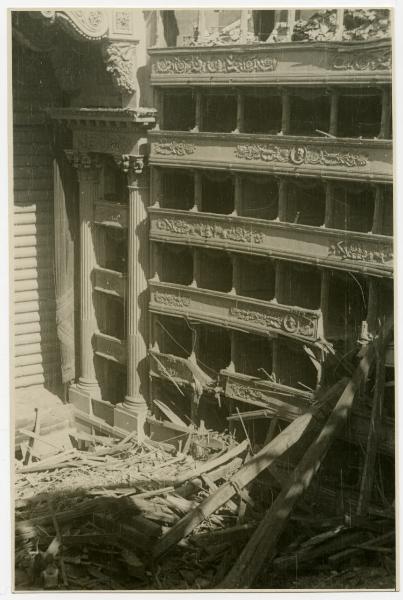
[14,321,395,590]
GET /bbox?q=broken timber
[153,410,314,559]
[219,317,393,589]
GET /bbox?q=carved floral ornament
[154,140,196,156]
[328,240,393,264]
[153,53,278,75]
[40,10,109,40]
[152,290,318,339]
[332,48,392,71]
[235,143,367,168]
[156,217,264,245]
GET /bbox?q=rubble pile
[14,322,395,590]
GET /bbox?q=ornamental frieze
[153,54,278,75]
[226,382,266,404]
[229,307,317,339]
[332,48,391,71]
[154,291,191,308]
[235,144,367,168]
[156,218,264,244]
[154,140,196,156]
[328,240,393,263]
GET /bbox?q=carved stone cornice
[40,9,109,40]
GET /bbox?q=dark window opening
[383,367,394,419]
[327,270,368,342]
[333,184,374,233]
[155,314,192,358]
[241,175,278,220]
[244,92,282,134]
[201,172,234,214]
[235,331,273,379]
[162,169,194,210]
[102,156,129,203]
[378,279,394,323]
[276,339,316,390]
[197,325,231,376]
[95,294,125,340]
[161,10,179,47]
[238,256,276,301]
[381,186,393,236]
[198,249,233,293]
[202,93,237,133]
[285,180,326,226]
[95,228,127,273]
[280,263,321,310]
[289,91,330,136]
[338,91,382,138]
[94,356,126,406]
[159,244,193,286]
[163,90,195,131]
[252,10,276,41]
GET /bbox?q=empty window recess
[159,244,193,286]
[201,171,234,214]
[338,89,382,139]
[279,262,321,310]
[155,314,193,358]
[377,279,394,323]
[289,90,330,136]
[380,186,393,236]
[94,355,126,406]
[276,339,316,391]
[202,92,237,133]
[285,179,326,226]
[95,227,127,273]
[161,168,194,210]
[241,175,278,220]
[198,249,233,293]
[238,256,276,301]
[327,270,368,342]
[332,184,374,233]
[234,331,273,379]
[163,89,196,131]
[243,91,282,134]
[102,156,129,203]
[95,294,126,340]
[197,324,231,376]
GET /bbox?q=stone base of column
[115,399,147,441]
[77,377,102,401]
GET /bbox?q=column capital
[65,150,103,181]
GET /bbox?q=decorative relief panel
[150,283,321,341]
[223,375,311,411]
[94,269,126,298]
[150,352,194,385]
[235,144,367,168]
[332,48,391,71]
[154,140,196,156]
[94,334,126,365]
[41,9,108,40]
[102,41,137,94]
[153,54,278,75]
[328,240,393,263]
[156,218,264,244]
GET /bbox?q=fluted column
[121,156,149,421]
[67,151,102,398]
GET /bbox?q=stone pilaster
[67,151,102,399]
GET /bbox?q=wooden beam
[218,317,393,588]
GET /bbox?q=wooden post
[192,91,202,133]
[150,243,162,281]
[334,9,344,41]
[320,270,330,340]
[324,181,334,228]
[155,10,165,47]
[192,171,202,212]
[287,10,296,41]
[240,10,250,44]
[234,91,244,134]
[228,330,237,373]
[122,159,149,437]
[329,90,339,137]
[232,173,242,216]
[231,254,240,295]
[153,88,164,131]
[281,91,291,135]
[277,178,288,222]
[372,185,384,234]
[274,261,285,304]
[379,87,391,139]
[151,166,162,208]
[366,278,379,337]
[191,247,201,287]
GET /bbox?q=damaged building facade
[12,7,394,557]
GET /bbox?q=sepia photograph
[9,5,396,591]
